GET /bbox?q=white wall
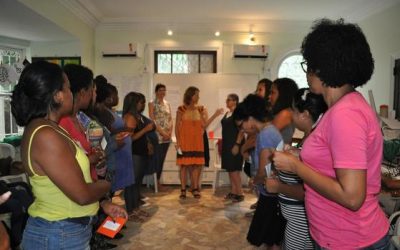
[93,28,308,109]
[94,29,307,77]
[10,2,400,111]
[359,3,400,111]
[19,0,95,68]
[30,40,81,58]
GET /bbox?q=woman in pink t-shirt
[273,19,389,249]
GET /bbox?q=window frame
[154,50,217,74]
[32,56,81,67]
[0,46,25,139]
[276,51,308,89]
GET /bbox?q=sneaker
[141,196,150,201]
[140,200,151,207]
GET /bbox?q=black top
[131,114,155,156]
[221,112,243,172]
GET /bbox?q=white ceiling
[0,0,75,42]
[1,0,400,42]
[61,0,400,34]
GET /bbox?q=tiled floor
[111,186,259,250]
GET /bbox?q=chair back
[214,140,221,168]
[0,143,16,159]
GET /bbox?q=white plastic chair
[0,143,16,159]
[145,173,158,193]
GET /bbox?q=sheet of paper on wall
[381,117,400,130]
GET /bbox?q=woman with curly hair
[273,19,389,249]
[266,88,327,250]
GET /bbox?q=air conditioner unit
[233,44,269,59]
[102,43,138,57]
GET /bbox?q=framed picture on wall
[31,56,81,66]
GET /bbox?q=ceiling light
[215,31,220,37]
[167,30,173,36]
[249,32,255,42]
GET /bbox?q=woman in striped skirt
[266,88,327,249]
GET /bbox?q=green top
[27,125,99,220]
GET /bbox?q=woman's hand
[253,174,265,185]
[95,165,107,177]
[273,151,299,174]
[242,151,249,160]
[284,145,301,158]
[0,191,11,205]
[144,123,155,132]
[214,108,225,116]
[89,147,106,166]
[160,130,171,141]
[101,200,128,220]
[231,145,240,155]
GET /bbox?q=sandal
[137,209,150,217]
[179,189,186,199]
[232,194,244,202]
[128,211,144,223]
[224,192,234,200]
[192,189,201,199]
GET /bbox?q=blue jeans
[315,233,390,250]
[21,216,92,250]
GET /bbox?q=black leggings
[132,154,148,209]
[154,143,170,180]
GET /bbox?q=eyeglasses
[300,61,308,73]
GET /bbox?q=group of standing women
[7,17,391,250]
[231,18,389,250]
[11,62,128,249]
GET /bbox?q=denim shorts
[21,216,93,250]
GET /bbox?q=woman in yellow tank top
[11,61,127,250]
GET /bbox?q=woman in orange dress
[175,86,206,199]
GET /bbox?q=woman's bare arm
[273,151,366,211]
[32,127,110,205]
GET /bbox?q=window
[32,56,81,67]
[0,46,23,93]
[0,46,24,139]
[155,51,216,73]
[278,53,308,89]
